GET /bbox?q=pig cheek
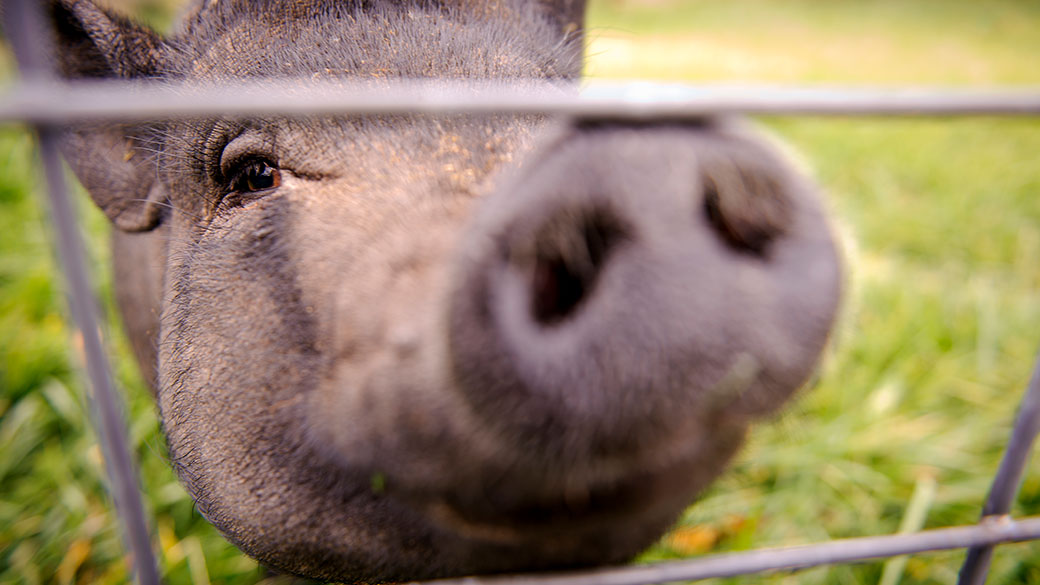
[296,203,490,494]
[157,200,324,528]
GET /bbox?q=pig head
[41,0,842,582]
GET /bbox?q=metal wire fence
[3,1,1040,584]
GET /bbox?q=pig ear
[44,0,168,232]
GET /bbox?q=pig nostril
[529,208,627,326]
[531,253,584,325]
[701,174,787,256]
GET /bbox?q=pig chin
[298,252,750,557]
[411,406,749,550]
[305,368,746,560]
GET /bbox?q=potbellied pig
[41,0,842,582]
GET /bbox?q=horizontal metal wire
[423,515,1040,585]
[1,79,1040,123]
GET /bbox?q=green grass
[586,0,1040,85]
[3,0,1040,583]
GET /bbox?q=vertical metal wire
[958,353,1040,585]
[2,1,162,584]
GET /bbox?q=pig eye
[228,159,282,195]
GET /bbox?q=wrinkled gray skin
[42,0,842,582]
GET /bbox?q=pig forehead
[181,5,578,81]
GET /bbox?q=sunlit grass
[3,0,1040,583]
[586,0,1040,85]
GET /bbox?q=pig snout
[317,121,843,553]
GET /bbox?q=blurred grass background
[2,0,1039,583]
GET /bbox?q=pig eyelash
[229,159,282,193]
[221,157,283,207]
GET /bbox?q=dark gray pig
[42,0,842,582]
